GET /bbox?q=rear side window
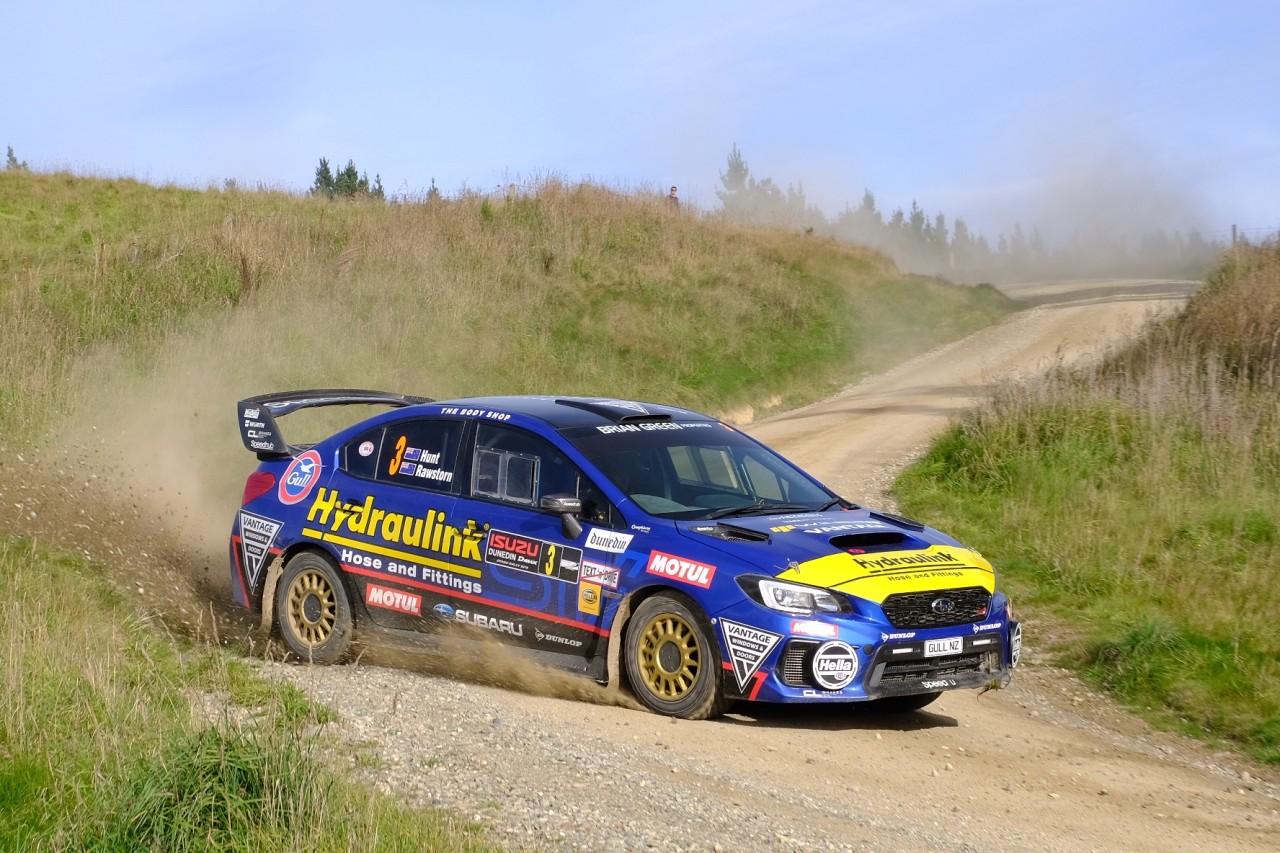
[375,419,465,492]
[471,424,620,526]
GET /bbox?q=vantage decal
[304,487,486,573]
[584,528,633,553]
[364,583,422,616]
[237,511,282,587]
[580,559,620,590]
[645,551,716,589]
[279,450,323,505]
[485,530,582,582]
[720,620,782,692]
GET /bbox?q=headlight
[737,575,850,615]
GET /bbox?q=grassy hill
[0,169,1013,849]
[896,241,1280,763]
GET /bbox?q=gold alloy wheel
[285,567,337,647]
[635,612,703,701]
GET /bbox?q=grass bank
[0,535,492,851]
[0,170,1011,442]
[895,242,1280,763]
[0,170,1015,847]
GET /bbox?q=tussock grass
[0,536,491,851]
[0,169,1015,846]
[896,241,1280,762]
[1,170,1011,442]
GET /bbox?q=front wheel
[624,593,728,719]
[276,551,352,664]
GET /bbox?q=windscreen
[565,422,835,520]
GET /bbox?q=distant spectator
[668,186,679,207]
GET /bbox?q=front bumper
[712,602,1019,704]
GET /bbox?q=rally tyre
[276,551,353,664]
[624,593,729,720]
[867,691,941,713]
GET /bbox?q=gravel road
[257,278,1279,851]
[5,277,1276,851]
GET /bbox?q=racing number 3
[388,434,407,476]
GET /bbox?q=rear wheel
[866,692,941,713]
[276,551,352,663]
[624,593,728,719]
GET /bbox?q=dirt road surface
[268,278,1275,850]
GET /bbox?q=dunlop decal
[720,620,782,692]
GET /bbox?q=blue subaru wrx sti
[231,390,1020,719]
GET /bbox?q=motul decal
[365,583,422,616]
[645,550,716,589]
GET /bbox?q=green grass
[0,168,1019,847]
[0,171,1012,442]
[0,535,493,851]
[894,242,1280,763]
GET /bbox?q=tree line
[714,144,1221,282]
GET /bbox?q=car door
[459,422,618,660]
[319,417,477,634]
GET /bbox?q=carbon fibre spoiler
[236,388,433,459]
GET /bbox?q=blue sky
[5,1,1277,242]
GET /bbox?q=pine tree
[6,145,29,171]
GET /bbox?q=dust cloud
[3,304,643,713]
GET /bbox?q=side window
[472,424,619,525]
[375,419,464,492]
[342,427,386,480]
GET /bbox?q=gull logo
[279,450,323,505]
[930,597,955,615]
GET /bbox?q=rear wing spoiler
[236,388,433,459]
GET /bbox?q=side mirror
[541,494,583,539]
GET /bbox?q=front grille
[874,651,996,684]
[777,639,819,687]
[880,587,991,629]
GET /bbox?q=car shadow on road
[717,702,958,732]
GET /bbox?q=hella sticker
[278,450,323,505]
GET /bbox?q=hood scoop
[830,531,910,552]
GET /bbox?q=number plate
[924,636,963,657]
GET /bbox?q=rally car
[231,390,1020,719]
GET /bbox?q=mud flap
[258,556,283,636]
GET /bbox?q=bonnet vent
[830,531,910,552]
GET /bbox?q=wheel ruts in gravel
[624,592,729,719]
[276,550,353,664]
